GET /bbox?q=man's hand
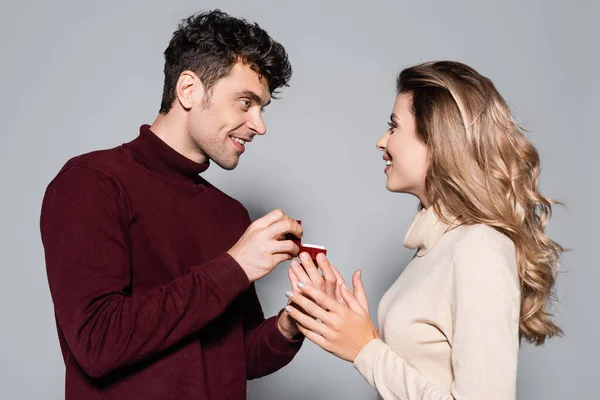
[277,305,304,340]
[228,209,303,282]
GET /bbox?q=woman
[284,61,563,399]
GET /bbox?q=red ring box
[286,220,327,260]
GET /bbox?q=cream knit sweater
[354,207,521,399]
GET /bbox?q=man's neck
[150,111,207,164]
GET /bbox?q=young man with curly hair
[40,10,309,399]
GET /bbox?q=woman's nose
[376,132,389,151]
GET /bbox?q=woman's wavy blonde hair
[398,61,563,345]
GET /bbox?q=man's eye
[240,99,251,108]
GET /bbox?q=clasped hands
[277,252,379,362]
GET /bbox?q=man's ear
[176,70,204,110]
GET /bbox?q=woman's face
[376,92,430,206]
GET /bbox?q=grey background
[1,0,598,398]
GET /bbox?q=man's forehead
[216,63,269,104]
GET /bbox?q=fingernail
[297,282,305,289]
[342,283,349,291]
[317,253,325,261]
[358,270,362,279]
[301,252,309,260]
[290,260,299,268]
[285,290,294,298]
[285,305,293,312]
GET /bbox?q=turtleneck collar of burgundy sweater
[124,124,210,181]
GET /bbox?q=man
[40,10,318,399]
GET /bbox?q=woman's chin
[385,182,418,198]
[385,181,404,193]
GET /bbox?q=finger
[296,323,331,350]
[352,270,369,313]
[315,254,337,298]
[330,264,347,288]
[288,266,301,292]
[290,259,311,289]
[267,217,303,239]
[330,264,347,304]
[272,253,293,266]
[285,305,329,337]
[298,252,324,288]
[287,269,312,315]
[253,209,287,229]
[340,282,367,316]
[297,283,343,315]
[273,240,300,257]
[287,290,331,323]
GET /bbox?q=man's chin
[214,158,239,171]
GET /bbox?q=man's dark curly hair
[159,9,292,113]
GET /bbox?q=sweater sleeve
[40,166,251,379]
[232,210,303,380]
[240,285,303,379]
[353,243,520,400]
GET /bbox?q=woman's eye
[387,122,396,132]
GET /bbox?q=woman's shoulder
[449,223,516,257]
[445,223,521,302]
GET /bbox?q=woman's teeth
[385,160,392,166]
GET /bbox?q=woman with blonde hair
[285,61,563,399]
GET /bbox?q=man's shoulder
[49,144,134,190]
[66,145,130,172]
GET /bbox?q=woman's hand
[285,271,379,362]
[288,252,338,299]
[279,252,338,339]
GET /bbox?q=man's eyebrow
[237,90,270,107]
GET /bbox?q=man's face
[187,62,271,170]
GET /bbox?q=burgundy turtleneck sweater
[40,125,303,399]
